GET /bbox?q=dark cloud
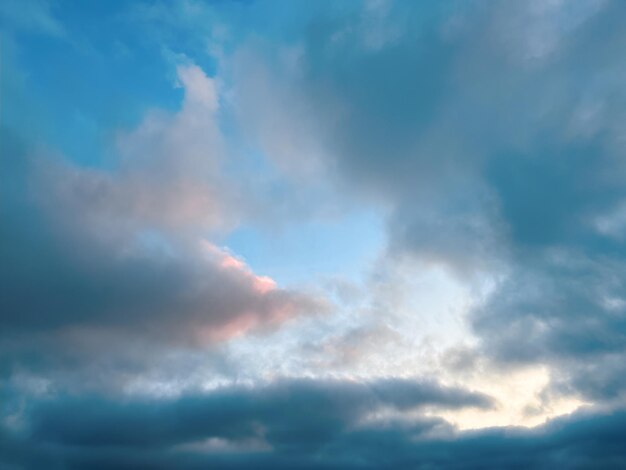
[0,127,322,386]
[241,0,626,265]
[24,378,490,448]
[472,252,626,402]
[0,377,491,469]
[2,381,626,469]
[233,0,626,400]
[234,1,496,270]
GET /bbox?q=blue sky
[3,0,626,468]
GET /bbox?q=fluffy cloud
[0,64,323,388]
[37,64,234,237]
[230,0,626,401]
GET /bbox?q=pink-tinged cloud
[34,64,238,241]
[193,241,309,344]
[202,241,277,294]
[6,63,327,356]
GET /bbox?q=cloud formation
[231,0,626,400]
[3,0,626,468]
[0,64,323,387]
[2,383,625,469]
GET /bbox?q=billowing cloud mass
[2,0,626,468]
[0,68,323,384]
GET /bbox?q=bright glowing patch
[435,365,586,430]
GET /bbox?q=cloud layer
[3,0,626,468]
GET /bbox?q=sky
[2,0,626,468]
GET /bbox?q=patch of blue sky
[223,208,385,287]
[2,1,218,168]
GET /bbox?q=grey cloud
[25,378,490,448]
[0,377,491,468]
[231,0,626,400]
[0,126,322,387]
[3,381,626,469]
[472,251,626,401]
[234,0,626,266]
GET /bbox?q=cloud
[229,0,626,401]
[0,64,324,387]
[36,64,234,238]
[3,380,626,469]
[0,377,493,468]
[3,1,626,467]
[232,0,626,265]
[25,378,491,447]
[472,250,626,402]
